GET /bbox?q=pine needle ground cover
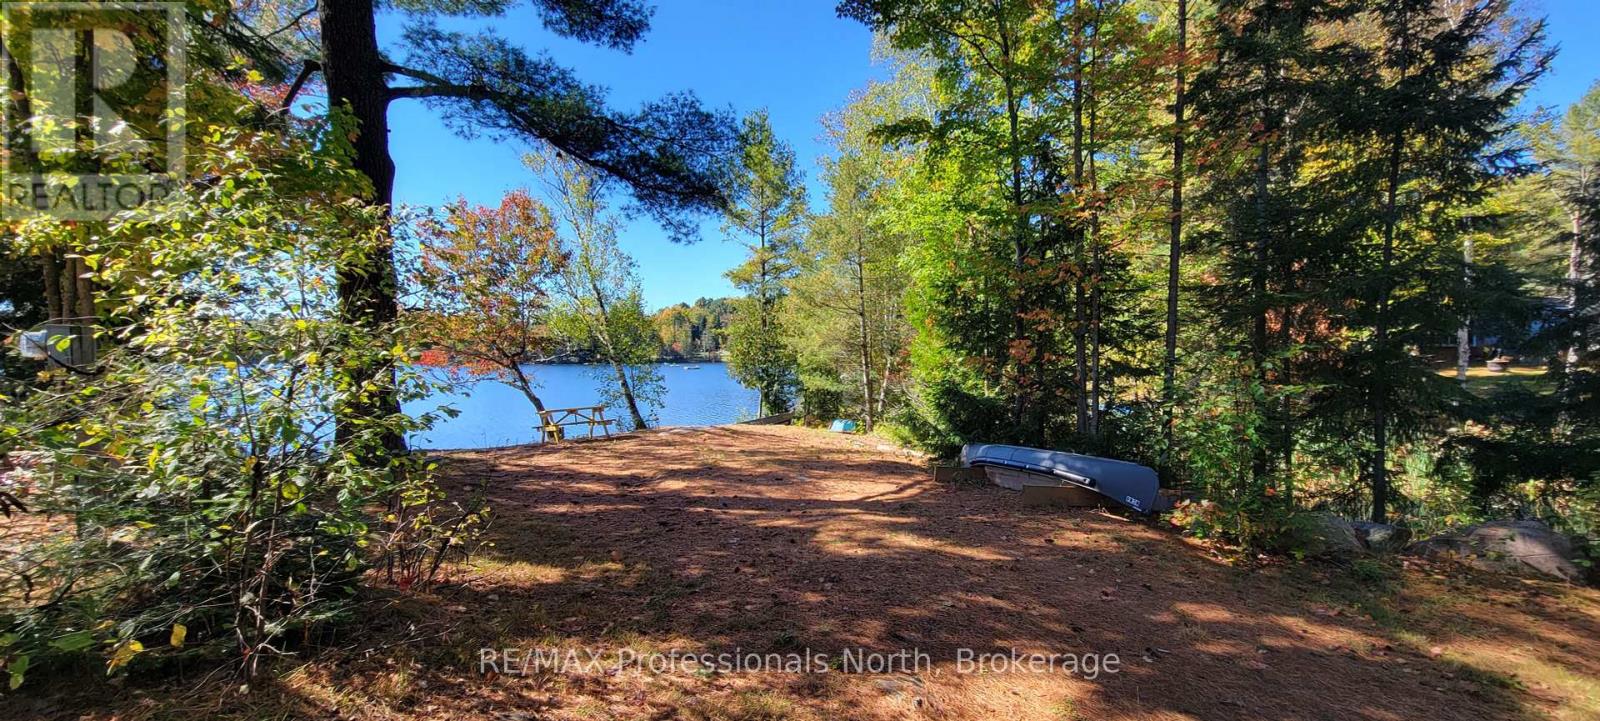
[7,426,1596,721]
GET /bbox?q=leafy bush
[0,124,482,689]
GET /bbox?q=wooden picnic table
[538,405,615,443]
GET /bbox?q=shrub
[0,124,481,689]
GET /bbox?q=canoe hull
[960,443,1160,514]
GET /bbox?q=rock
[1351,521,1413,553]
[1407,520,1586,583]
[1290,512,1365,559]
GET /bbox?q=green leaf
[50,631,96,652]
[7,655,28,690]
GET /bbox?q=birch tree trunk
[855,237,874,432]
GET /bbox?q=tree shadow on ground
[8,425,1594,721]
[393,426,1598,721]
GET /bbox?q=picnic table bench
[538,405,615,443]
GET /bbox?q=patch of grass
[1433,363,1553,396]
[1350,558,1394,586]
[769,628,802,651]
[1441,644,1600,721]
[370,666,415,704]
[1173,623,1211,643]
[679,689,803,721]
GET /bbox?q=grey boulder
[1290,512,1365,559]
[1407,520,1587,583]
[1350,521,1413,554]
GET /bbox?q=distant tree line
[652,297,736,360]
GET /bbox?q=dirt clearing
[9,424,1598,721]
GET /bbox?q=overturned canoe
[959,443,1160,514]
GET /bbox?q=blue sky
[377,0,1600,312]
[1523,0,1600,111]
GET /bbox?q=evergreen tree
[1189,0,1363,501]
[1337,0,1547,522]
[1554,159,1600,496]
[723,112,807,416]
[1455,157,1600,529]
[840,0,1061,439]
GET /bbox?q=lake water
[406,362,760,449]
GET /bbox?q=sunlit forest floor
[10,425,1599,721]
[1434,362,1553,396]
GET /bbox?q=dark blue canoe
[959,443,1160,514]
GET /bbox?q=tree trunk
[876,340,893,423]
[610,358,647,430]
[1086,1,1104,440]
[1457,235,1473,383]
[1250,137,1271,486]
[59,253,78,323]
[1373,17,1414,525]
[995,7,1029,432]
[1373,134,1402,524]
[508,362,548,414]
[1569,210,1583,368]
[72,255,94,319]
[319,0,406,460]
[1071,12,1090,437]
[1162,0,1187,467]
[1089,223,1102,438]
[757,221,771,417]
[587,277,648,430]
[39,247,62,320]
[855,239,874,432]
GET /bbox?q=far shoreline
[416,350,728,369]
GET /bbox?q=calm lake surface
[406,362,759,449]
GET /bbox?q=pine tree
[1189,0,1363,498]
[724,112,807,416]
[1339,0,1547,522]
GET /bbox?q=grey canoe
[959,443,1160,514]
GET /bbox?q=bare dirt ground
[8,424,1599,721]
